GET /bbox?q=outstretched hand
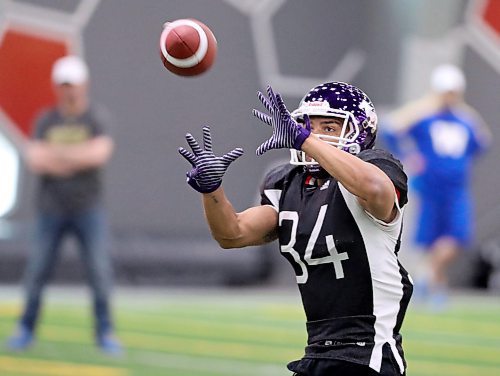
[252,85,311,156]
[179,126,244,193]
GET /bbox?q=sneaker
[6,326,34,351]
[97,331,123,356]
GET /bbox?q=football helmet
[290,81,378,167]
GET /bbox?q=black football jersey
[260,149,412,374]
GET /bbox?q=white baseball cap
[51,55,89,85]
[430,64,466,93]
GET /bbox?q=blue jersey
[408,107,484,190]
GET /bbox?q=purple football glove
[179,126,244,193]
[252,85,311,156]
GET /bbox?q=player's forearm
[202,188,279,248]
[202,188,245,248]
[55,137,114,171]
[26,157,70,176]
[302,136,392,202]
[24,142,72,176]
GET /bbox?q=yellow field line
[0,306,21,316]
[0,357,128,376]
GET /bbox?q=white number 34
[279,205,349,284]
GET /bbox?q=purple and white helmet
[290,81,377,165]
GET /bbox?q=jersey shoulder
[358,148,408,206]
[260,163,300,192]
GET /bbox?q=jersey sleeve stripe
[338,183,407,374]
[263,189,281,211]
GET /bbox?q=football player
[383,64,491,308]
[179,82,412,375]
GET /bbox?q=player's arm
[24,135,113,175]
[53,135,114,171]
[462,103,493,151]
[386,95,438,134]
[302,136,396,222]
[24,141,74,176]
[252,85,396,223]
[24,112,76,176]
[202,188,278,248]
[382,95,438,163]
[179,126,278,249]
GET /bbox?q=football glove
[252,85,311,156]
[179,126,244,193]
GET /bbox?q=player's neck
[317,178,327,187]
[304,175,329,188]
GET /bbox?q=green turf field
[0,287,499,375]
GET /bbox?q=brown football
[159,18,217,77]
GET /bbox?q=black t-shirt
[33,105,110,214]
[260,149,412,373]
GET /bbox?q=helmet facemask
[289,111,362,169]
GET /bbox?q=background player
[179,82,412,375]
[382,64,492,308]
[7,55,122,355]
